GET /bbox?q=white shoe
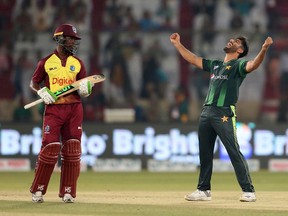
[32,191,44,203]
[185,189,211,201]
[239,192,256,202]
[62,193,74,203]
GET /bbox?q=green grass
[1,170,283,191]
[1,200,287,216]
[0,171,287,216]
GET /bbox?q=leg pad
[59,139,81,198]
[30,142,61,195]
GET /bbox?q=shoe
[32,191,44,203]
[184,189,211,201]
[62,193,74,203]
[239,192,256,202]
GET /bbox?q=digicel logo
[52,77,74,86]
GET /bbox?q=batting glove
[78,79,93,97]
[37,87,58,104]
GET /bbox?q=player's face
[64,36,80,48]
[223,38,243,53]
[62,36,80,55]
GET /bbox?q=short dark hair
[237,36,249,58]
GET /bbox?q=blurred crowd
[0,0,287,124]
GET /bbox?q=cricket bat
[24,74,105,110]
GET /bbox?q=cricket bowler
[170,33,273,202]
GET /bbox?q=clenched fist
[170,33,180,46]
[262,37,273,49]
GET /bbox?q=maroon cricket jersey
[31,49,87,104]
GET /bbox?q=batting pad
[30,142,61,195]
[59,139,81,198]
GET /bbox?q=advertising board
[0,122,287,171]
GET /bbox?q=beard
[223,46,238,53]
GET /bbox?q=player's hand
[37,87,58,104]
[262,37,273,49]
[78,79,93,97]
[170,33,181,45]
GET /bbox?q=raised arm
[170,33,203,70]
[246,36,273,73]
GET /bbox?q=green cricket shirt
[202,58,248,107]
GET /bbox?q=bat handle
[24,98,44,109]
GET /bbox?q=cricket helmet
[53,24,81,55]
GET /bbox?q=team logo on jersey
[44,125,50,134]
[70,65,75,72]
[221,116,229,122]
[225,65,232,70]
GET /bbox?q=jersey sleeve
[238,59,248,77]
[31,59,47,84]
[202,59,214,73]
[76,58,87,80]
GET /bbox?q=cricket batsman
[170,33,273,202]
[29,24,93,203]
